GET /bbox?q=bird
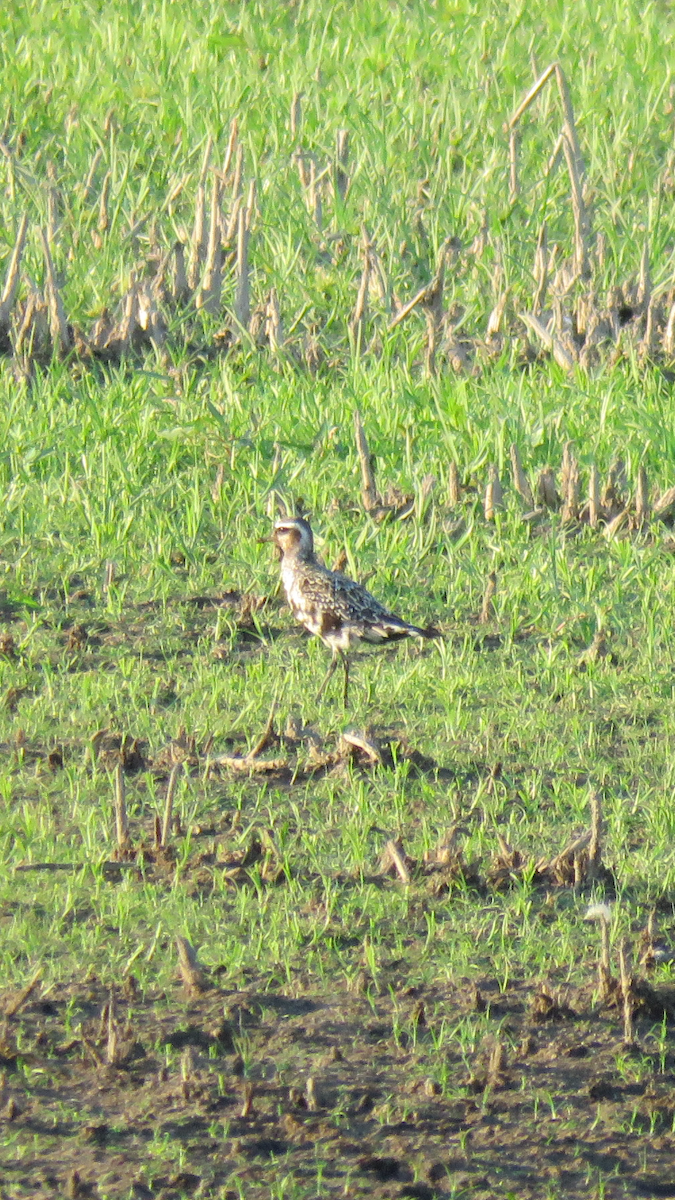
[272,515,440,706]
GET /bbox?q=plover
[273,516,439,706]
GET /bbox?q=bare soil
[3,969,675,1199]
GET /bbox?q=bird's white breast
[281,560,304,610]
[281,561,321,633]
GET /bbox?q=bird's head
[272,516,314,559]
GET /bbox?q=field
[4,2,675,1197]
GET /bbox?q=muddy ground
[3,586,675,1198]
[3,967,675,1199]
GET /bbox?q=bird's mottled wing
[328,572,420,641]
[329,571,391,621]
[284,560,432,644]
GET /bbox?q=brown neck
[284,541,313,564]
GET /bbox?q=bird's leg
[316,651,338,701]
[341,651,350,709]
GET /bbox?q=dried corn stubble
[8,98,675,384]
[175,936,209,994]
[484,465,503,520]
[0,230,668,380]
[560,442,580,522]
[510,443,534,508]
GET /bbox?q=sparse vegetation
[3,2,675,1197]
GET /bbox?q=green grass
[3,354,675,989]
[3,2,675,1196]
[3,0,675,336]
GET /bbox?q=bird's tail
[409,622,442,639]
[363,617,442,643]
